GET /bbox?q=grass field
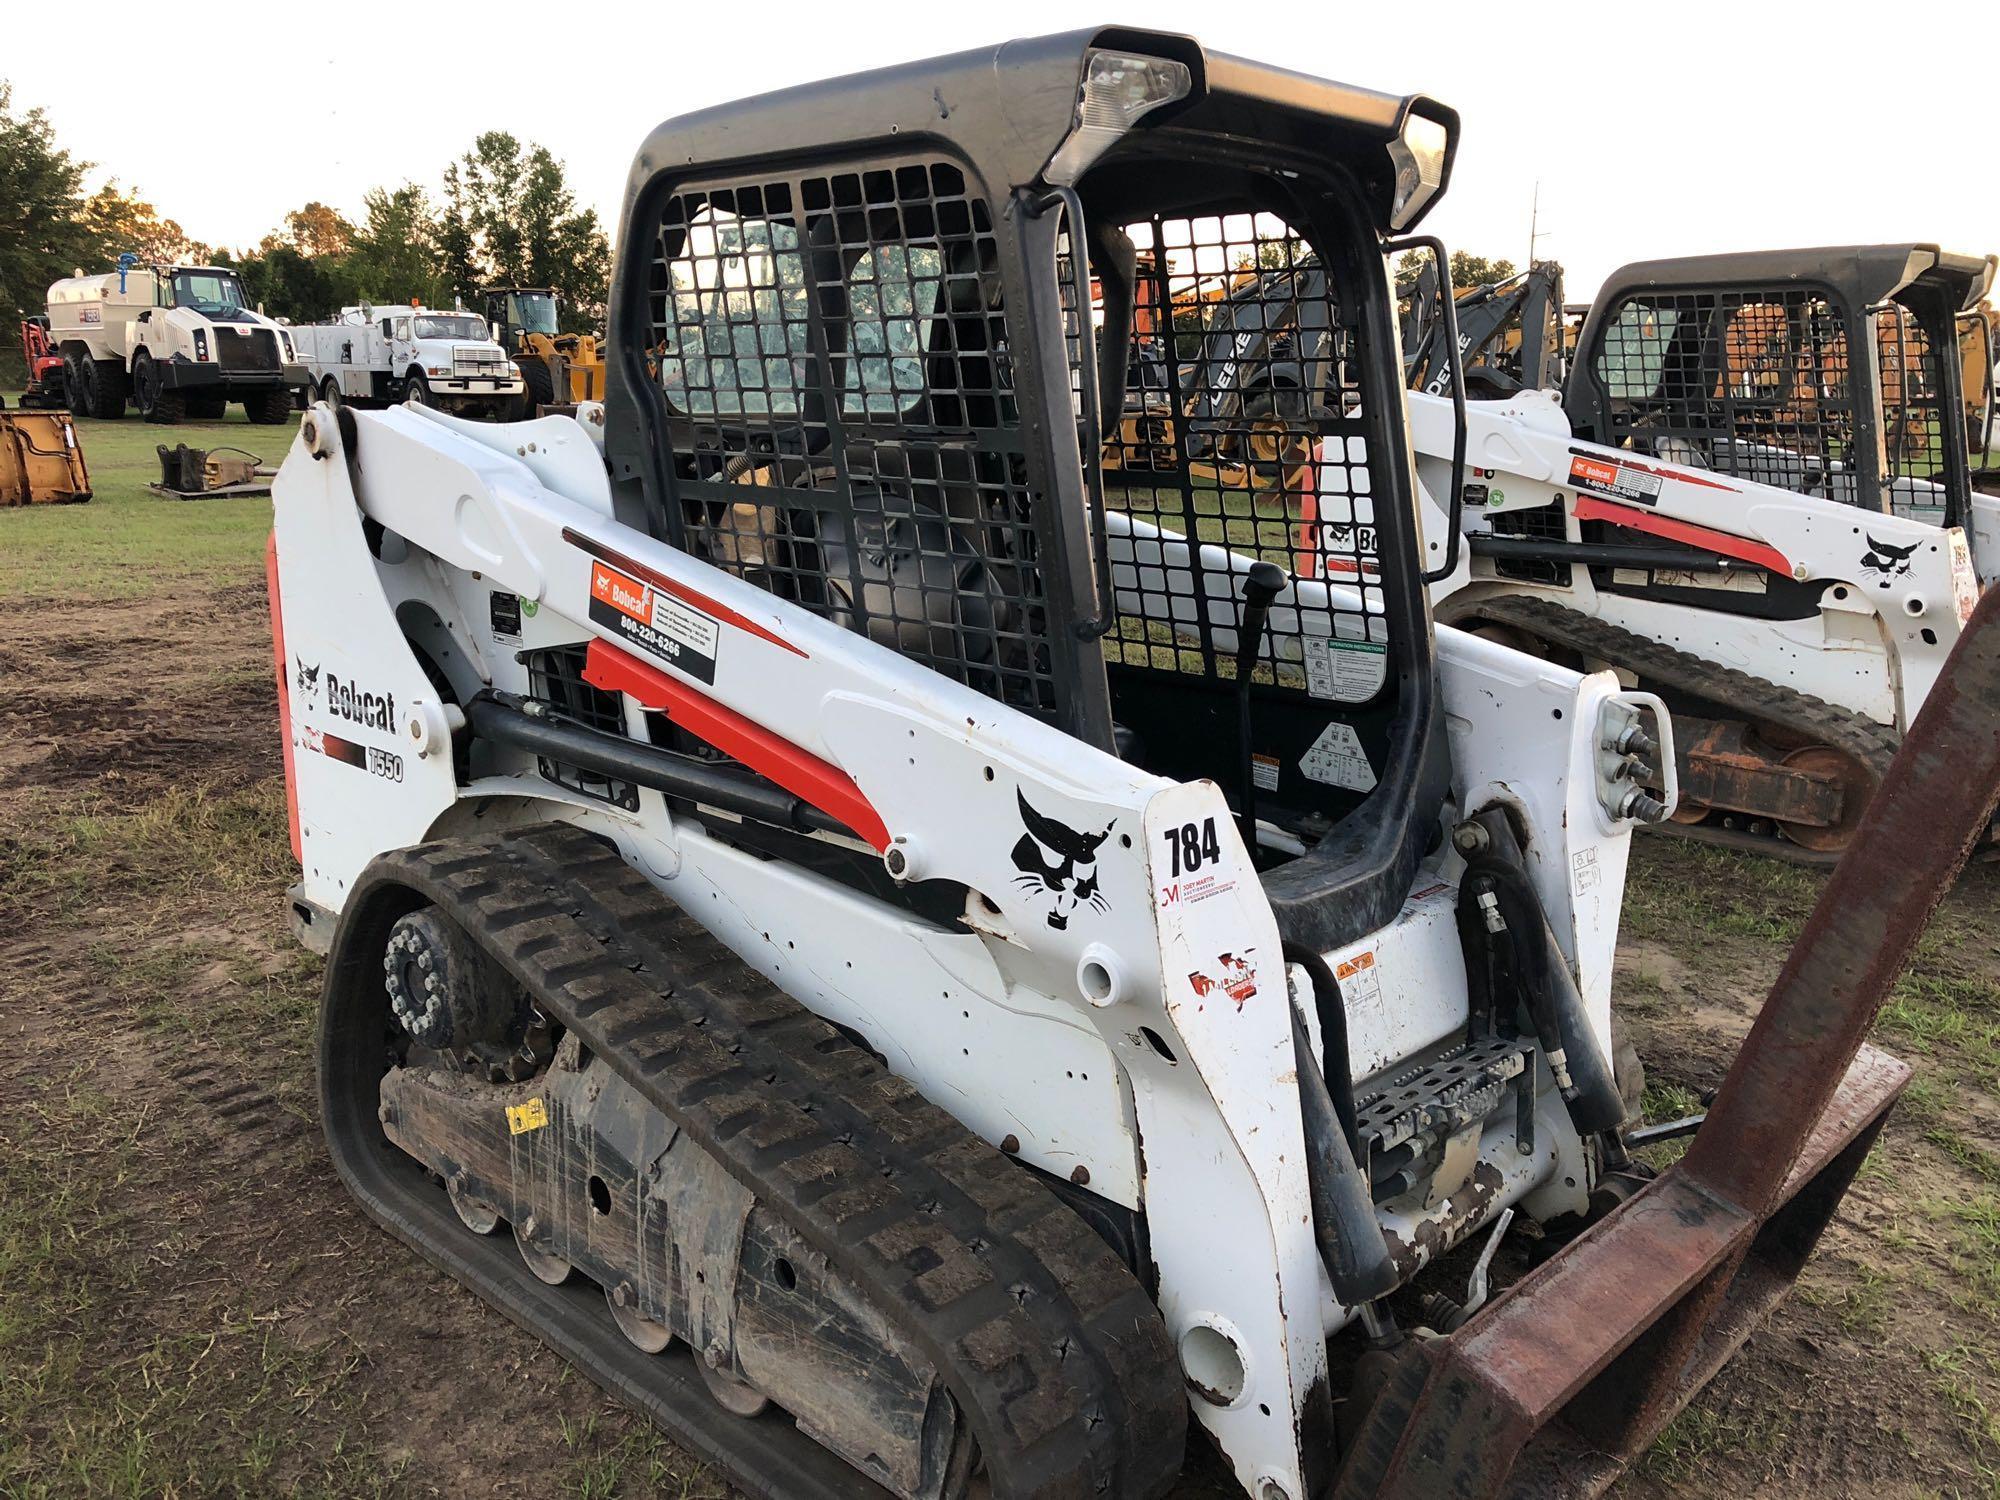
[0,401,281,602]
[2,400,1997,1497]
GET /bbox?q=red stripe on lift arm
[582,639,891,852]
[1571,495,1794,577]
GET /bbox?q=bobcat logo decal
[1860,533,1920,578]
[1010,790,1113,931]
[294,658,322,706]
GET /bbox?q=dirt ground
[2,454,1997,1496]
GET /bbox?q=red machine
[12,317,70,411]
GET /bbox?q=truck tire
[244,386,294,425]
[133,352,184,424]
[319,377,344,411]
[83,359,128,420]
[62,354,92,417]
[187,392,229,421]
[405,372,432,408]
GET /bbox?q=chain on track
[337,824,1187,1500]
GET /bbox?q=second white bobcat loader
[266,28,1995,1500]
[1390,383,1984,859]
[1281,243,1993,858]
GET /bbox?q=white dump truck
[46,261,306,424]
[291,305,524,420]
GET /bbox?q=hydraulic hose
[1285,942,1360,1155]
[1288,1000,1400,1305]
[1457,837,1626,1138]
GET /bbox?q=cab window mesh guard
[1592,285,1857,499]
[644,159,1060,718]
[1873,303,1951,519]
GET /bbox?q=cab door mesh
[1590,285,1857,498]
[1100,214,1388,702]
[1090,208,1407,826]
[643,158,1063,719]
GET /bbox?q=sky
[7,0,1996,305]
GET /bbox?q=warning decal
[1334,950,1380,1009]
[1568,454,1663,507]
[1250,754,1281,792]
[588,561,720,684]
[1572,848,1601,895]
[1300,720,1378,794]
[506,1097,549,1135]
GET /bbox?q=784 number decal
[1162,817,1222,878]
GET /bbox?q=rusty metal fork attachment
[1335,585,2000,1500]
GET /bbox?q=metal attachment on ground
[0,409,91,506]
[152,444,273,498]
[1624,1113,1707,1149]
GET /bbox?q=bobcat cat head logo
[1860,533,1920,578]
[295,659,321,705]
[1011,790,1113,931]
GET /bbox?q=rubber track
[1462,595,1903,861]
[346,826,1185,1500]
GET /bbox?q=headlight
[1386,113,1450,230]
[1045,50,1192,186]
[281,332,295,361]
[428,365,449,376]
[193,329,209,361]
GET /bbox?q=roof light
[1386,113,1449,230]
[1045,50,1192,187]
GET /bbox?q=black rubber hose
[1453,885,1502,1043]
[1285,942,1360,1155]
[1288,1001,1400,1305]
[1460,852,1627,1137]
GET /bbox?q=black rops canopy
[600,26,1459,494]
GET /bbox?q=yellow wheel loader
[481,285,606,412]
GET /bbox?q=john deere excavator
[1401,258,1566,400]
[269,30,2000,1500]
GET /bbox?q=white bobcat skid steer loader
[1329,246,1996,861]
[268,30,1961,1500]
[1392,383,1984,861]
[1557,246,1998,581]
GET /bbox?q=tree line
[0,81,609,379]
